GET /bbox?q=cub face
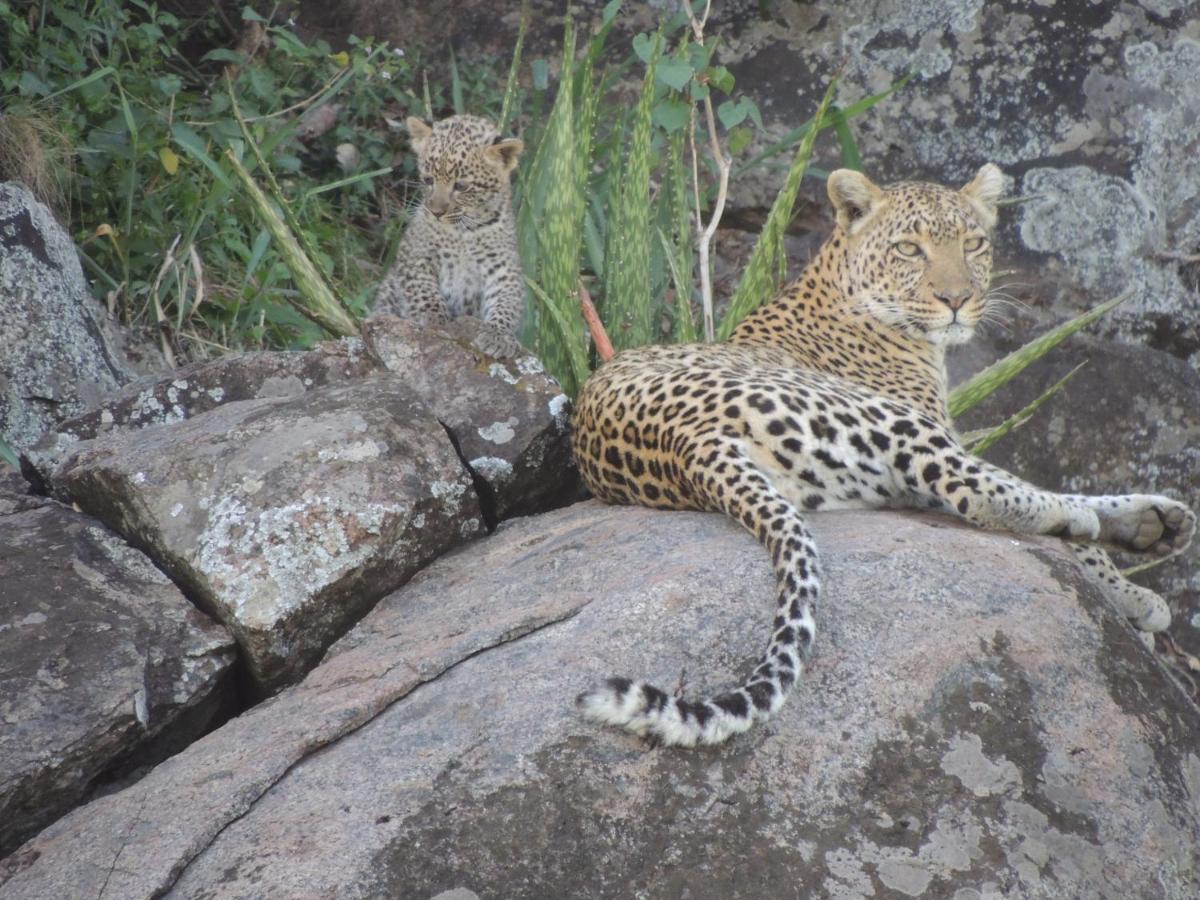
[827,164,1006,347]
[406,115,523,223]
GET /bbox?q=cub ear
[827,169,885,234]
[406,117,433,153]
[484,137,524,174]
[961,163,1005,228]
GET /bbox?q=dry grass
[0,112,72,217]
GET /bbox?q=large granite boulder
[5,504,1196,898]
[22,318,578,694]
[0,473,236,858]
[0,182,148,453]
[955,333,1200,658]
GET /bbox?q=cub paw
[471,324,525,359]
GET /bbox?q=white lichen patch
[488,362,519,385]
[170,502,185,518]
[430,478,469,504]
[941,733,1021,797]
[548,394,570,429]
[207,387,225,403]
[478,417,518,445]
[470,456,515,483]
[317,440,382,463]
[196,491,407,628]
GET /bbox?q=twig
[682,0,731,343]
[579,279,614,362]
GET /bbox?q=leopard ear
[961,163,1005,228]
[484,137,524,174]
[406,117,433,153]
[827,169,885,234]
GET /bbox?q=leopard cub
[375,114,526,358]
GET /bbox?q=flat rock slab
[30,375,483,694]
[5,504,1197,898]
[23,337,376,450]
[0,498,236,857]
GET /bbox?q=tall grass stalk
[716,79,838,340]
[601,33,661,352]
[224,149,357,338]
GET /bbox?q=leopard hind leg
[1070,542,1170,643]
[577,441,819,747]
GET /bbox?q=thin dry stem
[683,0,731,343]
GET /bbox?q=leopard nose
[934,287,972,311]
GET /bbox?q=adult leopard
[571,164,1195,747]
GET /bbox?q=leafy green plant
[511,3,904,393]
[0,0,506,356]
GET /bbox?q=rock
[0,493,236,858]
[0,182,147,453]
[21,317,579,694]
[6,504,1196,898]
[27,376,483,695]
[362,315,580,522]
[956,333,1200,658]
[24,337,376,449]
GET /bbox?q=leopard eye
[963,236,988,252]
[421,174,433,186]
[894,241,922,258]
[453,180,469,192]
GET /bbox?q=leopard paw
[1091,495,1196,556]
[470,323,525,359]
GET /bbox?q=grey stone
[28,375,484,694]
[362,314,580,522]
[5,504,1196,898]
[23,336,376,451]
[956,333,1200,657]
[0,497,236,858]
[0,182,147,453]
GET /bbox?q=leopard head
[407,115,523,225]
[827,164,1005,347]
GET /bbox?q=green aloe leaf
[717,79,838,339]
[968,361,1086,455]
[949,291,1129,418]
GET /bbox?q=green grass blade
[498,6,528,133]
[526,277,590,389]
[968,361,1086,456]
[718,79,838,339]
[949,291,1129,418]
[0,437,18,469]
[529,18,587,393]
[830,105,863,171]
[449,44,464,114]
[39,65,115,101]
[601,32,659,352]
[303,166,393,199]
[225,149,357,338]
[658,226,696,344]
[733,73,911,178]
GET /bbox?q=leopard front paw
[1094,496,1196,557]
